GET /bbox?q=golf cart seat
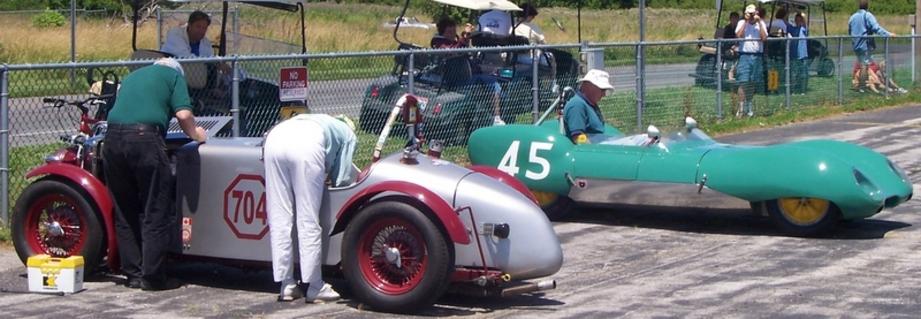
[393,43,434,75]
[128,50,209,90]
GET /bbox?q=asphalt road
[1,104,920,318]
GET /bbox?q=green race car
[467,116,913,236]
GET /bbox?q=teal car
[467,117,913,236]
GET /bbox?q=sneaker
[306,283,341,303]
[124,276,143,289]
[746,111,754,117]
[277,282,303,302]
[898,88,908,94]
[493,116,506,126]
[140,277,183,291]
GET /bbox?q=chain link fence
[2,35,919,222]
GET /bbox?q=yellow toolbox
[27,255,84,294]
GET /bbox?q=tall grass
[0,3,913,64]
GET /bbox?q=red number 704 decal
[232,190,267,225]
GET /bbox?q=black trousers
[102,125,174,282]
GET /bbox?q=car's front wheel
[767,197,840,237]
[12,179,105,275]
[341,199,453,313]
[532,190,575,220]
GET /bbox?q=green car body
[468,120,913,235]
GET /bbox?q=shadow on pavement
[338,292,563,316]
[561,204,911,240]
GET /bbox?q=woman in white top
[514,4,545,44]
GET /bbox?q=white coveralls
[263,114,356,293]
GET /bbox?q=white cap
[578,69,614,91]
[745,4,757,15]
[154,57,184,77]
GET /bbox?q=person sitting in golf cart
[431,17,506,126]
[161,10,215,58]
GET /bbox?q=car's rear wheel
[342,199,452,313]
[767,197,840,237]
[12,179,105,275]
[532,190,575,220]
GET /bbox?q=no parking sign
[279,67,308,102]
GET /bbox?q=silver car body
[174,137,563,281]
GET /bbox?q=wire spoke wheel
[358,217,429,295]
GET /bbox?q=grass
[0,4,913,64]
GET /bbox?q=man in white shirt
[513,4,545,44]
[161,11,214,58]
[479,10,512,36]
[735,4,767,117]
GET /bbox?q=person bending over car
[263,114,357,303]
[563,69,614,144]
[104,58,207,291]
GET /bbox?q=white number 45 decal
[498,141,554,180]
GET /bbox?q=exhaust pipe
[499,279,556,297]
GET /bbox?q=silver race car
[12,94,563,312]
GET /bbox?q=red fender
[335,181,470,245]
[26,163,118,272]
[467,165,538,205]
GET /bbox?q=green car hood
[698,139,912,218]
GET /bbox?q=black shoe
[140,277,183,291]
[125,276,143,289]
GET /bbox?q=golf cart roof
[160,0,302,12]
[431,0,522,11]
[755,0,825,5]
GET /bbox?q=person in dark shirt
[431,17,474,49]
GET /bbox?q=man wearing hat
[735,4,767,117]
[104,57,208,291]
[263,113,357,303]
[563,69,615,144]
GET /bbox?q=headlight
[888,160,911,182]
[853,168,879,196]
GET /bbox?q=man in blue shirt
[788,13,810,94]
[161,11,214,58]
[848,0,894,90]
[563,69,614,144]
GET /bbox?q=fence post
[784,37,791,110]
[635,42,645,131]
[1,67,9,224]
[231,58,241,137]
[884,36,890,99]
[716,38,723,119]
[837,37,844,105]
[531,46,540,123]
[407,51,415,95]
[156,7,163,47]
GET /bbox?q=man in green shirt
[103,58,207,291]
[563,69,614,144]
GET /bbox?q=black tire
[12,179,105,275]
[816,57,835,77]
[341,199,453,313]
[766,197,841,237]
[532,190,575,220]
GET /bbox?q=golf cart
[358,0,580,145]
[113,0,307,137]
[692,0,836,90]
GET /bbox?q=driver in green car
[563,69,614,144]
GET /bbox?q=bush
[31,10,67,28]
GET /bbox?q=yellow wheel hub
[531,190,559,207]
[778,197,830,225]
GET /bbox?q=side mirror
[685,116,698,132]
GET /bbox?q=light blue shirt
[787,25,809,60]
[294,114,357,187]
[848,9,890,52]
